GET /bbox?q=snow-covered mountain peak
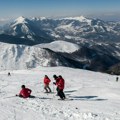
[15,16,27,23]
[0,42,74,70]
[61,16,92,25]
[9,16,34,36]
[12,16,28,26]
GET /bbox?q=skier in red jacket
[53,75,66,100]
[44,75,51,93]
[16,85,32,98]
[57,75,66,100]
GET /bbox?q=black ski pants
[58,89,66,99]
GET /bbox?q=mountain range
[0,16,120,74]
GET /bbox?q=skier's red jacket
[55,78,60,86]
[58,78,65,90]
[44,77,51,85]
[19,88,32,98]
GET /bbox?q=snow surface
[0,66,120,120]
[37,40,80,53]
[0,42,63,70]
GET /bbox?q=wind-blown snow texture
[0,67,120,120]
[0,42,74,70]
[0,41,82,70]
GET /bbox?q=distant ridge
[0,16,120,74]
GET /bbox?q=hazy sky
[0,0,120,21]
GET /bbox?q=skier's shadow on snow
[69,96,107,101]
[64,90,77,93]
[37,97,52,100]
[29,95,52,100]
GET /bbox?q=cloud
[0,18,11,25]
[0,18,9,22]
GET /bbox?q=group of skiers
[16,75,66,100]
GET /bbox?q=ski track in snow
[0,67,120,120]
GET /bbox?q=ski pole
[3,95,16,99]
[53,84,54,93]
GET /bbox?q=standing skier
[53,75,66,100]
[44,75,51,93]
[53,75,60,95]
[57,75,66,100]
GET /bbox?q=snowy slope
[37,40,80,53]
[0,42,72,70]
[0,41,120,73]
[0,66,120,120]
[0,42,50,70]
